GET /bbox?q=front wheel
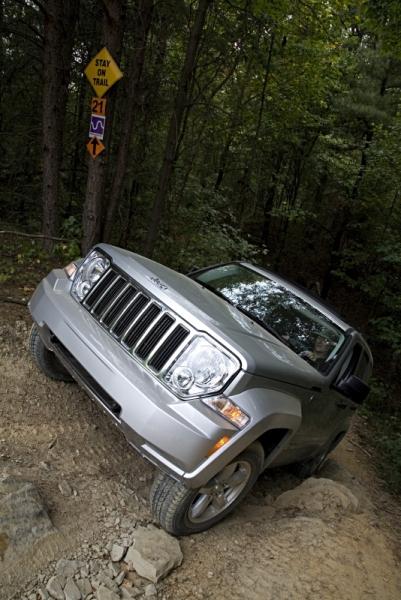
[29,324,73,382]
[150,442,264,535]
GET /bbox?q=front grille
[136,314,175,360]
[84,269,116,309]
[81,266,190,372]
[123,304,162,348]
[148,324,190,371]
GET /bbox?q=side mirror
[335,374,370,405]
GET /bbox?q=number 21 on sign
[91,97,106,116]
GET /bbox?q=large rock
[125,525,183,583]
[96,586,120,600]
[274,477,359,516]
[64,578,82,600]
[56,559,84,580]
[0,476,54,559]
[46,576,65,600]
[110,543,126,562]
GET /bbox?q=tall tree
[102,0,154,242]
[42,0,79,250]
[81,0,125,254]
[144,0,212,256]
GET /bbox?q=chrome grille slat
[108,289,141,332]
[93,276,125,318]
[101,284,136,327]
[112,293,149,338]
[136,313,175,360]
[100,282,130,323]
[80,265,193,373]
[123,304,162,349]
[145,318,180,364]
[83,268,116,309]
[88,271,120,311]
[149,325,190,373]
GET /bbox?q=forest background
[1,0,401,490]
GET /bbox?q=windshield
[192,264,346,373]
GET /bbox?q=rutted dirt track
[1,304,401,599]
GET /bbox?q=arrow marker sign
[86,137,105,159]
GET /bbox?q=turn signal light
[207,435,230,456]
[64,261,78,279]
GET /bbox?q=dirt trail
[1,304,401,599]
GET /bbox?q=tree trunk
[69,68,87,206]
[119,26,170,248]
[81,0,125,254]
[236,31,275,228]
[144,0,212,257]
[102,0,154,242]
[42,0,79,251]
[261,153,283,244]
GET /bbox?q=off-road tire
[29,324,73,382]
[150,442,264,535]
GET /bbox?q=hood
[98,244,323,389]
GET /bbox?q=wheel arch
[256,428,292,468]
[182,388,302,488]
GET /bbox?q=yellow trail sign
[84,48,123,98]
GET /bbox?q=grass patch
[0,228,80,296]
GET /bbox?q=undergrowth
[361,379,401,495]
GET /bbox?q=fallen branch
[0,297,28,306]
[380,505,401,517]
[0,230,76,243]
[349,438,373,457]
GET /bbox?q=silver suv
[29,244,372,535]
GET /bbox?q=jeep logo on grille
[148,276,168,291]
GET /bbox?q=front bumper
[29,269,245,488]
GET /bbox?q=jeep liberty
[28,245,372,534]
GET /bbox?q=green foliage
[362,379,401,494]
[368,413,401,494]
[153,180,266,271]
[0,233,79,290]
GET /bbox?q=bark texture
[42,0,79,251]
[102,0,154,242]
[144,0,212,257]
[81,0,125,254]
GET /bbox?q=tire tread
[29,324,73,382]
[150,442,264,535]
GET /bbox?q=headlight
[71,250,110,301]
[164,336,240,398]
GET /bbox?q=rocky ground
[1,301,401,600]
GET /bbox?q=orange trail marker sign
[86,137,105,159]
[91,97,107,115]
[84,47,123,98]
